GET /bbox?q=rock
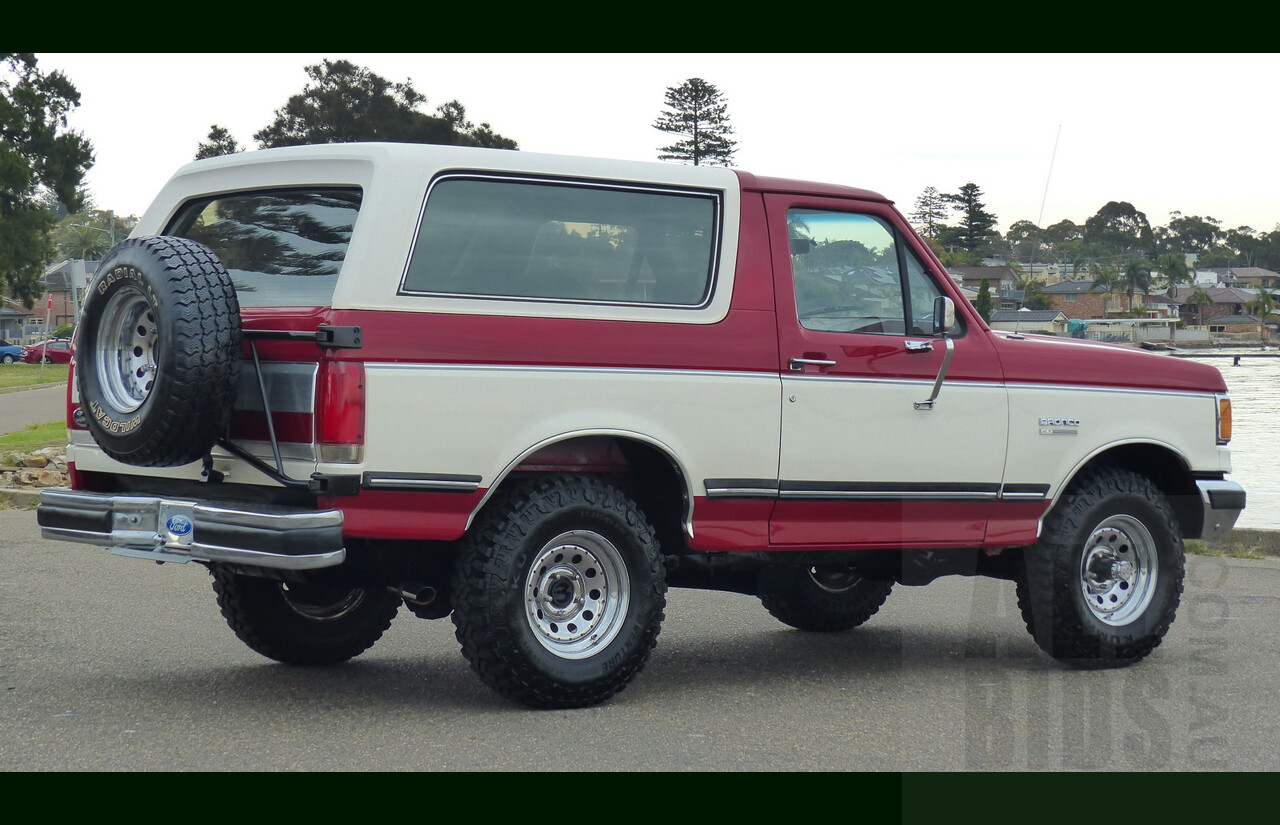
[0,446,68,488]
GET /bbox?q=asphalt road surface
[1,508,1277,771]
[0,384,66,437]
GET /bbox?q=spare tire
[78,236,242,467]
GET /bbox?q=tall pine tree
[911,186,948,239]
[943,182,998,253]
[654,78,737,167]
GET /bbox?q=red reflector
[318,361,365,447]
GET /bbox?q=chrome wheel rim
[93,284,158,414]
[524,530,629,660]
[808,565,861,594]
[1078,515,1158,626]
[280,583,366,621]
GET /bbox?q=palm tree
[1122,260,1152,311]
[1091,265,1123,315]
[1156,252,1191,297]
[1245,288,1276,341]
[1185,286,1214,327]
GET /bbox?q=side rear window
[166,188,363,307]
[402,175,719,307]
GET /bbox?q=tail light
[67,328,85,429]
[317,361,365,463]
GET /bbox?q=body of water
[1178,351,1278,530]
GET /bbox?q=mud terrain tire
[451,475,667,709]
[759,564,893,632]
[1016,467,1185,667]
[211,566,401,665]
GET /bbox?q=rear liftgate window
[166,188,363,307]
[402,176,719,307]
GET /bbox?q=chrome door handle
[789,357,836,371]
[905,340,934,352]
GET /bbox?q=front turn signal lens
[1217,395,1232,444]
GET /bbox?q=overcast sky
[33,52,1280,235]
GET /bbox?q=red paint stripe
[324,488,484,540]
[322,307,780,373]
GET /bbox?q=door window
[788,209,942,336]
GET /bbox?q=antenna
[1038,125,1062,227]
[1029,125,1063,285]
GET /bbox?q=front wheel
[1,354,13,364]
[451,476,666,709]
[759,564,893,631]
[211,567,401,665]
[1016,468,1185,666]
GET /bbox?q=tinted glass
[403,176,718,306]
[167,189,363,307]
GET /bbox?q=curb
[0,488,44,508]
[0,382,66,395]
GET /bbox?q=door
[767,195,1008,548]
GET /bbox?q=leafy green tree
[1021,278,1054,310]
[195,124,242,159]
[1005,219,1043,261]
[51,209,130,260]
[911,186,948,240]
[1042,220,1085,277]
[942,183,998,253]
[1156,212,1221,257]
[654,78,736,167]
[1216,225,1280,270]
[216,59,517,154]
[1083,201,1154,260]
[936,247,982,267]
[1043,219,1083,246]
[975,276,993,322]
[0,53,94,307]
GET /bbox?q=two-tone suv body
[38,143,1245,707]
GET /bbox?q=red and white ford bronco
[38,143,1245,708]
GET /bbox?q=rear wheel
[759,564,893,631]
[451,476,666,709]
[1016,468,1184,666]
[211,566,401,665]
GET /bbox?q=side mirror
[789,237,815,255]
[933,295,956,337]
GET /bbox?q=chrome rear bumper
[36,487,345,570]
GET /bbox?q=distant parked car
[0,339,23,364]
[21,338,73,364]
